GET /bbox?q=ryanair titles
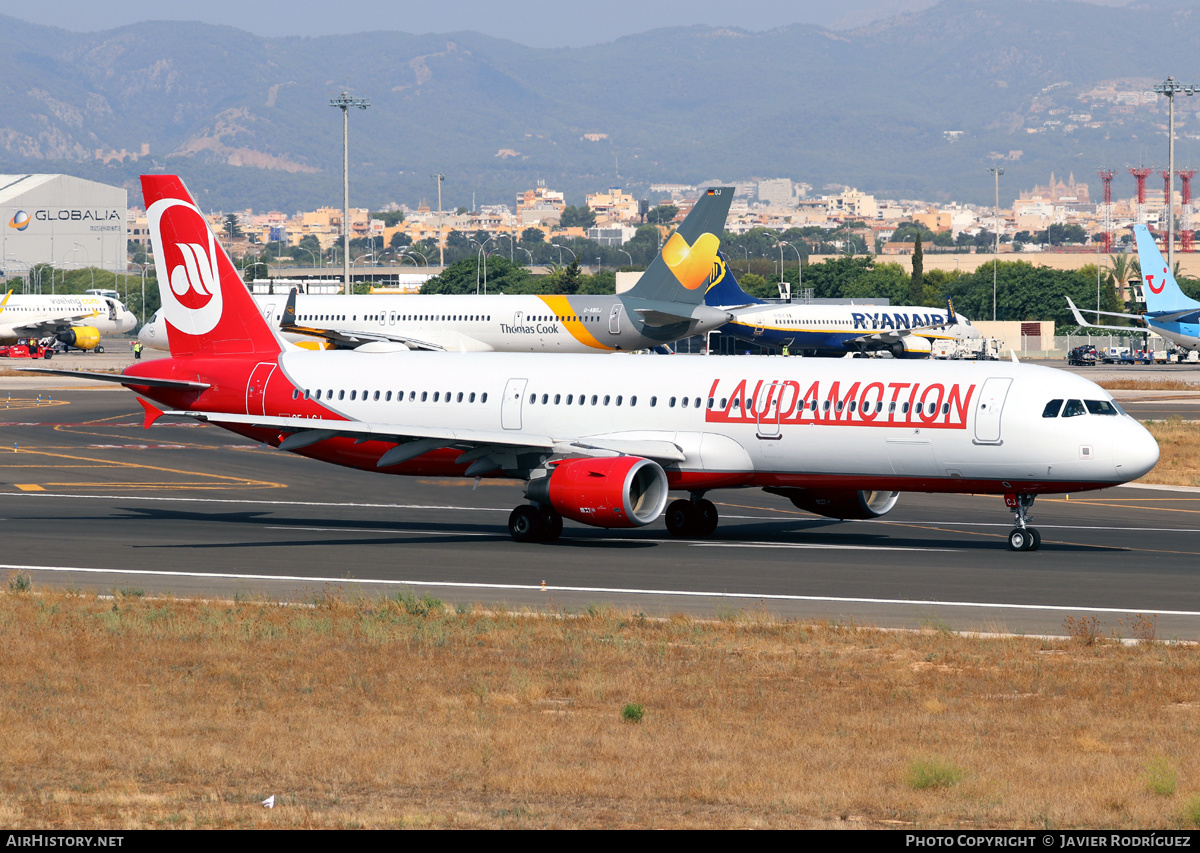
[852,312,948,330]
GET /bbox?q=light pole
[989,167,1004,321]
[330,91,370,295]
[1153,76,1198,272]
[432,173,445,267]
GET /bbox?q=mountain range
[1,0,1196,212]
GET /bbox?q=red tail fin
[142,175,282,357]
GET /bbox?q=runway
[2,381,1198,639]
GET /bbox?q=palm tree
[1108,254,1136,302]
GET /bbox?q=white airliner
[0,289,137,350]
[30,175,1160,551]
[703,255,980,357]
[139,187,737,354]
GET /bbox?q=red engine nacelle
[528,456,669,528]
[766,487,900,520]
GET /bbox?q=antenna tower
[1179,169,1197,252]
[1129,165,1153,225]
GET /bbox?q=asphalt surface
[2,373,1198,640]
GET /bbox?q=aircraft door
[261,302,276,322]
[974,377,1012,444]
[246,362,277,416]
[106,299,119,321]
[608,304,622,335]
[502,378,527,430]
[754,379,786,440]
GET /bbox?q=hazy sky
[4,0,1134,48]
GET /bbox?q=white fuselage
[260,352,1156,491]
[141,292,722,353]
[0,293,137,341]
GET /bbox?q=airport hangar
[1,174,128,282]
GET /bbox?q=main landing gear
[1005,493,1041,551]
[508,504,563,543]
[664,494,719,538]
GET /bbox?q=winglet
[281,287,299,331]
[0,289,11,315]
[945,296,955,320]
[137,396,165,429]
[1009,349,1019,363]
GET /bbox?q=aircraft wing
[1065,297,1149,331]
[1147,308,1200,324]
[161,409,686,470]
[10,310,104,337]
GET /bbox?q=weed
[1145,758,1177,797]
[621,703,645,723]
[117,587,145,599]
[1119,613,1158,643]
[393,590,443,617]
[7,570,31,594]
[1180,795,1200,828]
[906,759,964,790]
[1063,615,1103,646]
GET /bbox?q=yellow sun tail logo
[661,232,721,291]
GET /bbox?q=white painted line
[690,541,955,552]
[4,562,1199,618]
[0,491,510,512]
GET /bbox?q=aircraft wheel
[695,499,719,537]
[664,499,697,537]
[1007,528,1036,551]
[508,505,547,543]
[1026,528,1041,551]
[95,345,104,353]
[541,507,564,542]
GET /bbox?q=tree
[521,227,545,244]
[372,210,404,227]
[645,204,678,226]
[560,205,597,230]
[910,232,924,303]
[421,255,532,294]
[223,213,242,241]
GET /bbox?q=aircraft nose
[1114,419,1159,482]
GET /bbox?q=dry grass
[1140,418,1200,487]
[2,586,1199,829]
[1099,378,1200,391]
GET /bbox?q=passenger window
[1085,400,1118,416]
[604,395,611,406]
[670,397,677,408]
[566,394,573,404]
[1042,400,1063,418]
[650,396,657,407]
[421,392,428,402]
[338,390,345,400]
[630,396,637,406]
[481,393,488,403]
[1062,399,1086,417]
[682,397,689,408]
[590,395,598,405]
[457,392,463,402]
[469,392,476,403]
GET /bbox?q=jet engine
[56,326,101,350]
[765,487,900,520]
[890,335,933,359]
[527,456,669,528]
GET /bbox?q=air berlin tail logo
[169,243,217,309]
[147,196,225,336]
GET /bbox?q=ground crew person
[133,340,143,360]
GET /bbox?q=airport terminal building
[1,174,128,275]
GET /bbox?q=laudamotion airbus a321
[139,187,736,354]
[29,175,1160,551]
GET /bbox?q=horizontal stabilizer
[17,367,210,391]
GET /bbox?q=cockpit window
[1085,399,1119,416]
[1062,399,1086,418]
[1042,399,1063,418]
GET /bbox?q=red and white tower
[1178,169,1196,253]
[1129,165,1153,226]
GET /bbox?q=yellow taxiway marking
[14,484,44,491]
[3,446,283,491]
[1,397,70,410]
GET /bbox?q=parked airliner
[139,187,736,354]
[0,289,136,350]
[1067,224,1200,350]
[703,254,979,357]
[30,175,1159,551]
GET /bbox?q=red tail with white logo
[142,175,282,358]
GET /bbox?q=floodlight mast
[330,92,370,295]
[1153,77,1198,272]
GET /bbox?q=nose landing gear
[1005,493,1041,551]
